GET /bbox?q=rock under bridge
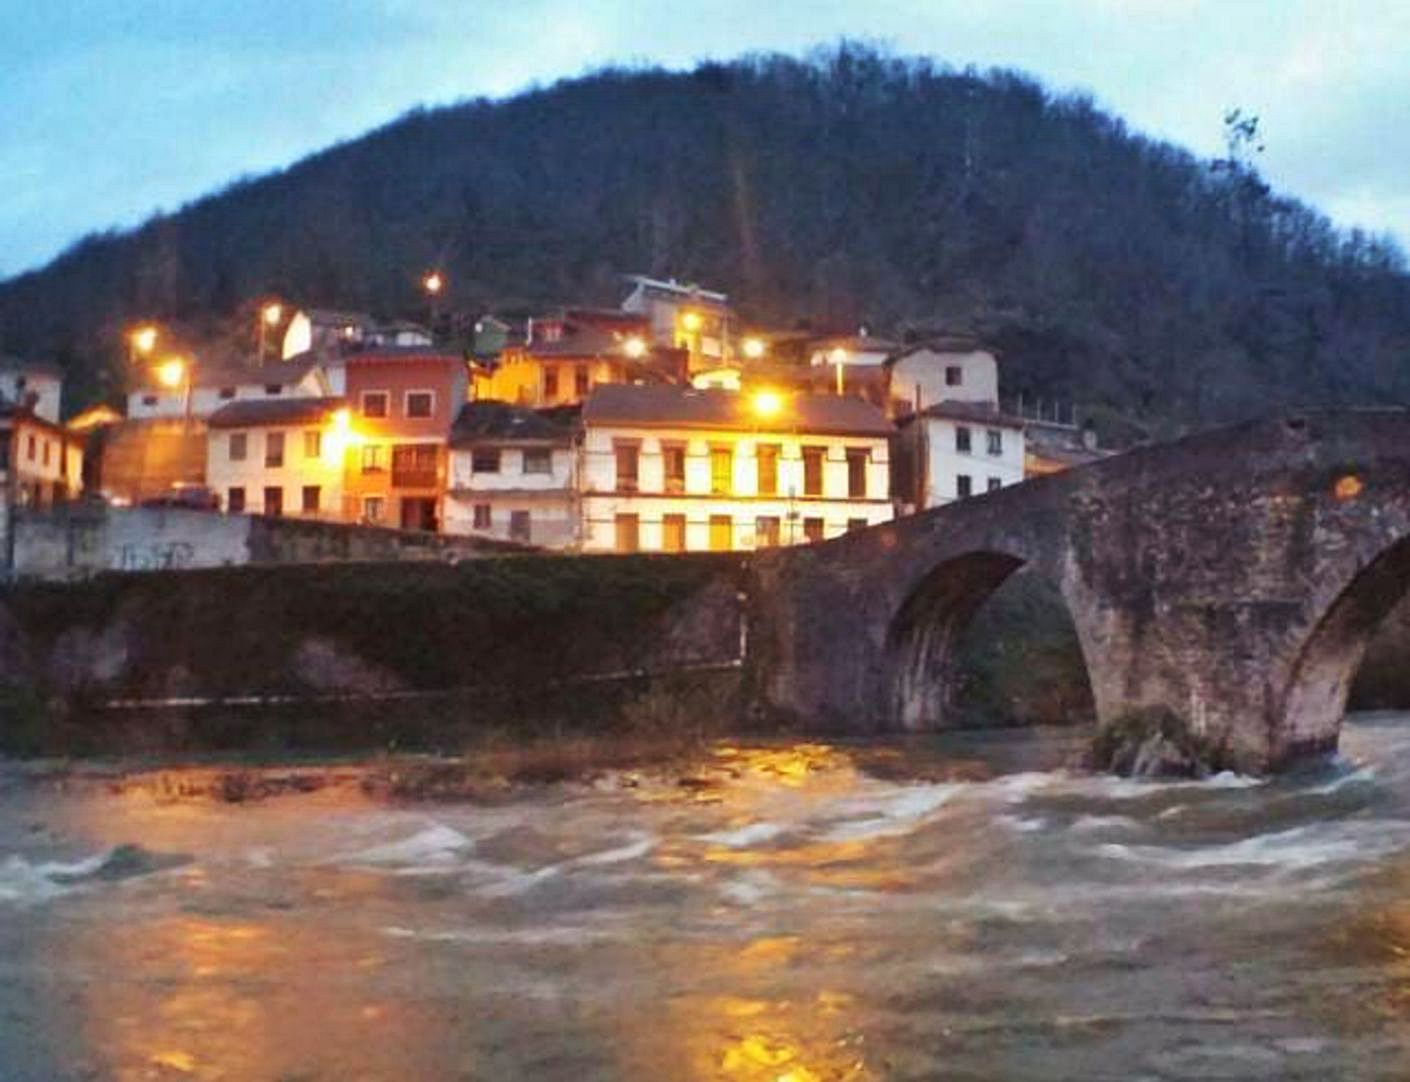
[744,410,1410,774]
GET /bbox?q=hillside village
[0,273,1104,570]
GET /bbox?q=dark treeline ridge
[2,43,1407,434]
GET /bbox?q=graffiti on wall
[112,541,195,571]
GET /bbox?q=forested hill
[2,44,1408,434]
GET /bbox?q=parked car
[140,483,219,511]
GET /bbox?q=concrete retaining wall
[8,506,528,580]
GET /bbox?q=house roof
[623,274,728,305]
[518,325,633,358]
[807,335,900,356]
[915,400,1026,429]
[449,401,575,447]
[0,355,63,378]
[583,384,893,437]
[885,337,995,365]
[207,396,346,429]
[342,348,466,364]
[304,309,374,329]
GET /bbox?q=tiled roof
[623,274,728,304]
[915,399,1026,429]
[449,402,575,446]
[583,384,893,436]
[207,396,346,429]
[886,337,995,364]
[343,348,466,364]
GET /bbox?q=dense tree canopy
[2,44,1407,436]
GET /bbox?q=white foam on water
[340,823,474,868]
[1309,766,1377,794]
[998,814,1048,833]
[819,784,962,842]
[719,869,781,905]
[1094,822,1406,871]
[382,923,618,946]
[572,834,656,866]
[0,854,93,904]
[698,822,787,848]
[1069,814,1142,833]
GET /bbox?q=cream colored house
[886,339,1000,418]
[893,401,1026,511]
[580,385,893,553]
[443,402,577,548]
[205,397,348,518]
[128,356,332,421]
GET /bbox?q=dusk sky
[4,1,1408,280]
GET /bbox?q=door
[399,497,438,532]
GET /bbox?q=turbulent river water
[2,716,1410,1081]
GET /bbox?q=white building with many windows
[893,401,1026,511]
[443,402,577,548]
[580,385,893,553]
[205,397,348,518]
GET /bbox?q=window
[543,368,559,400]
[615,513,640,553]
[662,514,687,553]
[219,386,236,400]
[304,430,322,459]
[615,442,639,492]
[473,504,491,529]
[957,474,973,498]
[265,384,283,396]
[662,443,686,493]
[302,486,321,513]
[709,514,733,552]
[361,391,389,418]
[945,365,962,386]
[955,426,971,453]
[141,394,157,407]
[229,432,248,461]
[41,441,50,468]
[522,448,552,475]
[263,486,283,516]
[265,431,285,468]
[392,444,438,488]
[361,444,384,474]
[26,435,35,461]
[574,368,590,397]
[227,487,245,513]
[988,477,1003,492]
[756,516,781,547]
[802,446,825,497]
[710,446,733,495]
[363,496,384,523]
[847,517,868,533]
[756,444,779,496]
[987,429,1003,456]
[472,448,501,474]
[405,390,434,418]
[846,448,868,498]
[509,510,531,542]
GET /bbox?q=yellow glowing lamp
[262,302,283,326]
[751,390,783,419]
[742,336,766,360]
[680,310,702,332]
[324,407,358,458]
[829,346,849,365]
[423,270,444,295]
[155,357,187,389]
[129,325,158,355]
[622,335,647,359]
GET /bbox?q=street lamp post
[830,347,849,396]
[422,270,445,336]
[258,302,283,363]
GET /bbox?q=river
[1,715,1408,1080]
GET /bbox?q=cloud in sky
[3,0,1408,278]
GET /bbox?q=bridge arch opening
[1283,535,1410,757]
[886,553,1095,729]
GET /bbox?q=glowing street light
[680,310,702,332]
[751,389,783,420]
[422,270,444,296]
[622,335,647,359]
[155,357,187,389]
[128,324,158,365]
[742,336,766,360]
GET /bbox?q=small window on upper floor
[142,394,158,407]
[472,448,501,474]
[945,365,962,386]
[955,426,972,453]
[522,448,552,474]
[219,386,236,400]
[405,391,434,418]
[361,391,389,418]
[265,384,283,395]
[986,429,1003,455]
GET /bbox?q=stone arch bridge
[744,410,1410,774]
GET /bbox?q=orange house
[340,350,468,531]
